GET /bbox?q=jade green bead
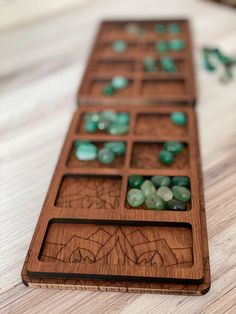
[84,120,98,133]
[157,186,173,202]
[144,57,157,72]
[154,24,166,34]
[140,180,156,197]
[108,123,129,135]
[172,186,191,202]
[167,199,186,211]
[170,112,187,126]
[97,148,115,164]
[145,194,166,210]
[127,188,145,207]
[116,112,130,124]
[159,149,174,165]
[98,118,110,131]
[168,23,181,34]
[169,39,185,51]
[172,176,190,188]
[74,140,91,149]
[111,76,128,90]
[163,141,184,155]
[75,143,97,161]
[128,175,145,189]
[100,110,117,122]
[160,57,176,73]
[155,41,169,53]
[112,40,127,53]
[103,84,114,96]
[104,141,126,156]
[89,113,100,122]
[151,175,171,187]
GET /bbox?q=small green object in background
[161,57,176,72]
[151,175,171,187]
[144,56,158,72]
[167,199,186,211]
[104,141,126,156]
[170,111,187,126]
[140,180,156,197]
[156,186,173,202]
[145,194,166,210]
[127,189,145,207]
[154,24,166,34]
[103,84,114,96]
[111,76,128,90]
[172,186,191,202]
[116,112,130,124]
[172,176,190,188]
[168,23,181,34]
[97,148,115,164]
[169,39,185,51]
[163,141,184,155]
[159,149,174,165]
[155,40,169,53]
[108,123,129,135]
[128,175,145,189]
[112,40,127,53]
[75,143,98,161]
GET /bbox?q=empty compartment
[141,79,186,95]
[94,59,135,73]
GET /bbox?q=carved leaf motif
[137,251,163,266]
[69,248,95,263]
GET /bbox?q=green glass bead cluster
[155,39,185,53]
[127,175,191,211]
[103,76,128,96]
[124,23,146,36]
[202,47,236,83]
[154,23,181,34]
[83,110,130,135]
[159,141,184,165]
[75,140,126,164]
[144,56,177,73]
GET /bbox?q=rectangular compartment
[141,79,186,95]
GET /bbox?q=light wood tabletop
[1,0,236,313]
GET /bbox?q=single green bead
[155,41,169,53]
[116,112,130,124]
[145,194,166,210]
[169,39,185,51]
[103,84,115,96]
[111,76,128,90]
[170,112,187,126]
[140,180,156,197]
[98,118,110,131]
[154,24,166,34]
[144,57,158,72]
[128,175,145,189]
[84,119,98,133]
[104,141,126,156]
[108,123,129,135]
[127,188,145,207]
[168,23,181,34]
[171,176,190,188]
[74,140,91,149]
[151,176,171,187]
[75,143,97,161]
[159,150,174,165]
[100,110,117,122]
[97,148,115,164]
[156,186,173,202]
[167,199,186,211]
[88,112,100,122]
[163,141,184,156]
[160,57,176,73]
[112,40,127,53]
[172,186,191,202]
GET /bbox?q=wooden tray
[77,19,196,105]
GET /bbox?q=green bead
[167,199,186,211]
[100,110,117,122]
[163,141,184,155]
[74,140,91,149]
[108,123,129,135]
[168,23,181,34]
[128,175,145,189]
[169,39,185,51]
[98,118,110,131]
[75,143,97,161]
[97,148,115,164]
[104,141,126,156]
[111,76,128,90]
[116,113,130,124]
[155,41,169,53]
[125,23,142,35]
[170,112,187,126]
[140,180,156,197]
[172,186,191,202]
[145,194,166,210]
[84,119,98,133]
[156,186,173,202]
[154,24,166,34]
[127,188,145,207]
[112,40,127,52]
[103,84,114,96]
[151,176,171,187]
[89,113,100,122]
[160,57,176,72]
[144,57,158,72]
[159,150,174,165]
[171,176,190,187]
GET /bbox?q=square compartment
[141,79,186,95]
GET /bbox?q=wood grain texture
[1,0,236,313]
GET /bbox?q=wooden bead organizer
[22,19,211,295]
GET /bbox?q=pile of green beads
[170,111,187,126]
[159,141,184,165]
[112,40,127,53]
[103,76,128,96]
[83,110,130,135]
[155,39,185,53]
[75,140,126,164]
[127,175,191,211]
[143,56,177,73]
[154,23,181,34]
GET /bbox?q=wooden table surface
[1,0,236,313]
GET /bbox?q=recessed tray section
[93,59,135,74]
[55,175,122,210]
[141,78,186,95]
[89,78,135,97]
[95,42,138,56]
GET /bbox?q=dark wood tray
[77,19,196,105]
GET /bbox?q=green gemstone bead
[163,141,184,155]
[100,110,117,122]
[125,23,142,35]
[171,176,190,188]
[170,112,187,126]
[116,112,130,124]
[104,141,126,156]
[168,23,181,34]
[144,57,158,72]
[145,194,166,210]
[172,186,191,202]
[84,119,98,133]
[127,188,145,207]
[155,41,169,53]
[169,39,185,51]
[74,140,91,149]
[98,118,110,131]
[111,76,128,90]
[156,186,173,202]
[159,150,174,165]
[75,143,97,161]
[103,84,115,96]
[140,180,156,197]
[128,175,145,189]
[108,123,129,135]
[112,40,127,52]
[89,113,100,122]
[154,24,166,34]
[151,175,171,187]
[167,199,186,211]
[160,57,176,73]
[97,148,115,164]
